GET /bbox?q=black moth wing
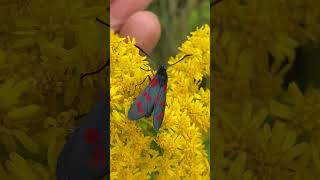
[128,66,168,131]
[152,82,167,130]
[128,75,161,120]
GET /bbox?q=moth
[93,18,191,131]
[128,53,190,131]
[56,92,109,180]
[56,19,109,180]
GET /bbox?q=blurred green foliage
[148,0,210,64]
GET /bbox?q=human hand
[110,0,161,54]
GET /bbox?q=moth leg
[135,75,151,89]
[140,65,154,77]
[132,75,152,96]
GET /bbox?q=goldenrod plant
[212,0,320,179]
[110,24,210,179]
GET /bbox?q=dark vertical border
[106,1,110,179]
[210,1,222,179]
[210,3,214,180]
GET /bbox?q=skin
[93,1,161,99]
[110,0,161,54]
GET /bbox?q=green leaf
[150,140,164,156]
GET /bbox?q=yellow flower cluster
[110,25,210,179]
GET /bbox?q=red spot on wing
[151,78,158,88]
[84,128,100,144]
[155,94,160,103]
[163,84,167,92]
[138,108,144,114]
[155,112,164,122]
[160,101,166,107]
[143,92,152,102]
[136,101,144,115]
[89,145,106,168]
[137,101,142,107]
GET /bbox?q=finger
[110,0,153,31]
[119,11,161,54]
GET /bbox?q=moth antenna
[134,45,156,62]
[134,75,152,93]
[133,75,151,94]
[140,65,155,77]
[96,18,110,27]
[78,18,110,80]
[95,18,154,62]
[80,58,109,80]
[168,54,192,66]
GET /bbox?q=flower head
[110,24,210,179]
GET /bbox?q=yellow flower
[110,24,210,179]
